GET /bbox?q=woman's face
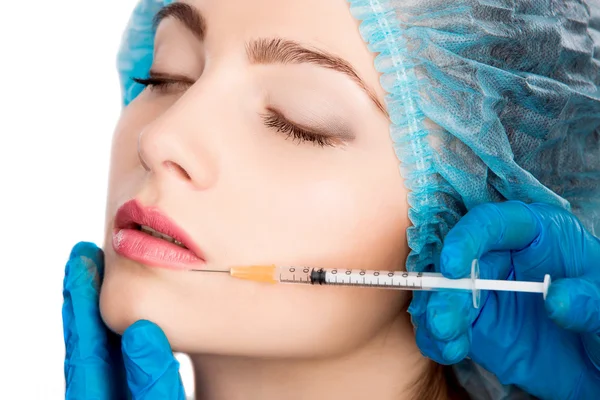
[101,0,411,357]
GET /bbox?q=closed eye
[132,72,195,93]
[260,108,336,147]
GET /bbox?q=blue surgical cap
[117,1,600,395]
[346,0,600,275]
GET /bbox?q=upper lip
[114,199,206,261]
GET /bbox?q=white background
[1,1,194,398]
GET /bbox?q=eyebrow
[153,3,388,117]
[153,3,206,41]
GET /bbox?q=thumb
[63,242,125,399]
[546,277,600,333]
[122,320,186,400]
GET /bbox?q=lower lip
[112,229,205,270]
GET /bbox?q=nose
[138,109,218,190]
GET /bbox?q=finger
[419,253,512,366]
[512,203,597,281]
[439,334,471,364]
[63,242,120,399]
[407,291,429,320]
[425,291,473,342]
[414,322,446,364]
[122,320,186,400]
[440,201,540,278]
[546,277,600,333]
[415,322,470,365]
[412,291,472,365]
[426,252,509,341]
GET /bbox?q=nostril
[162,160,191,181]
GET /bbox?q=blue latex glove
[409,201,600,400]
[62,242,186,400]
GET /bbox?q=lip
[112,199,206,270]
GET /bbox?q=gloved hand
[409,201,600,400]
[62,242,186,400]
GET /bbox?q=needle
[191,269,230,273]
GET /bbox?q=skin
[100,0,434,398]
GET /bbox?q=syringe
[193,260,551,308]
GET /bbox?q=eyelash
[132,76,189,93]
[132,75,334,148]
[260,110,334,147]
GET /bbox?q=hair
[411,360,470,400]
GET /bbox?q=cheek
[247,166,409,271]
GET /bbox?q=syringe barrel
[310,268,471,290]
[419,275,472,290]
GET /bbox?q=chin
[100,283,195,353]
[99,261,155,335]
[99,256,190,351]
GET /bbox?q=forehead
[176,0,354,40]
[161,0,385,99]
